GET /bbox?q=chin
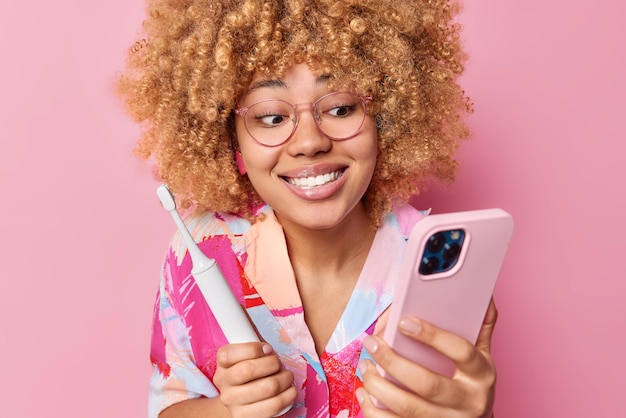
[274,202,364,232]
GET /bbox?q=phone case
[381,208,514,380]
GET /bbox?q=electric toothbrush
[156,184,260,343]
[156,185,293,416]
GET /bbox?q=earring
[235,150,247,175]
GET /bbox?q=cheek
[360,119,379,154]
[236,123,270,169]
[356,127,379,168]
[239,142,280,180]
[359,136,380,183]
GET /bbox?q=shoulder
[166,210,255,264]
[386,200,430,241]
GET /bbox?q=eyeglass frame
[234,91,373,147]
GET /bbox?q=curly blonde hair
[118,0,471,225]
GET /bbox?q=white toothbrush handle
[192,241,292,416]
[193,265,260,343]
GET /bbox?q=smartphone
[381,208,514,380]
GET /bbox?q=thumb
[476,298,498,353]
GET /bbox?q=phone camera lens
[419,256,440,275]
[426,233,446,253]
[443,243,461,262]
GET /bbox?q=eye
[317,92,360,118]
[247,100,293,128]
[326,104,356,118]
[256,114,289,127]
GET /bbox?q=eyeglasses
[234,91,372,147]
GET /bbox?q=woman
[118,0,497,417]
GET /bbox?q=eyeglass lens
[240,92,367,146]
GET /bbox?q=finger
[356,386,397,418]
[396,317,490,377]
[217,342,274,368]
[229,385,296,418]
[359,360,456,418]
[362,337,463,408]
[220,352,284,386]
[254,383,298,418]
[475,299,498,353]
[220,368,295,410]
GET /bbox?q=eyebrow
[248,74,331,92]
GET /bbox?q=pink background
[1,1,624,416]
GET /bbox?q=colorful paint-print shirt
[148,203,424,418]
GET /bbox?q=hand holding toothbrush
[213,342,297,418]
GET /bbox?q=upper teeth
[287,170,342,188]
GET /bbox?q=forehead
[239,64,335,104]
[247,64,331,90]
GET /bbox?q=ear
[235,150,247,175]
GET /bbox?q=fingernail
[358,360,368,375]
[362,336,378,354]
[356,388,365,404]
[262,344,274,355]
[399,318,422,335]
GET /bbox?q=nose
[286,105,332,157]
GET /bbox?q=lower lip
[283,170,348,201]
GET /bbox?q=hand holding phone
[381,208,514,378]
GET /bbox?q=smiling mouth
[283,169,345,189]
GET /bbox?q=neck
[275,204,377,355]
[276,204,377,279]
